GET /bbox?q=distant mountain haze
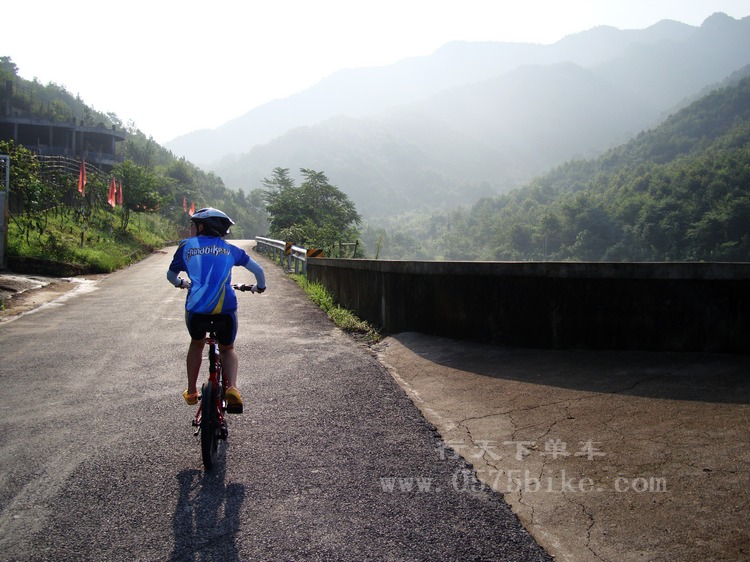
[167,16,696,163]
[594,12,750,110]
[166,13,750,218]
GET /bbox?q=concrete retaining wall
[306,259,750,353]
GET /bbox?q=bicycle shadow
[169,447,245,562]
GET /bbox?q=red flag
[189,202,195,216]
[108,177,116,207]
[78,158,86,195]
[117,180,123,205]
[183,196,187,212]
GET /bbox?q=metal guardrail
[255,236,309,273]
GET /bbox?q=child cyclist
[167,207,266,412]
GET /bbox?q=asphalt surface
[5,250,748,561]
[377,334,750,561]
[0,245,551,561]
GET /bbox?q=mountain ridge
[166,16,703,166]
[166,13,750,222]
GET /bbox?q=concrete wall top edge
[306,258,750,280]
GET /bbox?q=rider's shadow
[169,450,245,562]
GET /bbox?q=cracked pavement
[376,332,750,562]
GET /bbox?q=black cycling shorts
[185,311,238,346]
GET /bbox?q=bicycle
[190,283,259,470]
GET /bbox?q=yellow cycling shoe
[225,386,243,414]
[183,389,199,405]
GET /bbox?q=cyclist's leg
[219,343,238,388]
[217,311,242,408]
[221,345,242,411]
[185,311,207,400]
[216,311,238,386]
[187,338,205,394]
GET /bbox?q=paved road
[378,333,750,561]
[0,243,551,561]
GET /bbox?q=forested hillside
[0,56,267,270]
[364,74,750,262]
[184,13,750,220]
[0,57,268,250]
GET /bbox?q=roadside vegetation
[290,274,380,343]
[7,206,177,273]
[1,138,180,273]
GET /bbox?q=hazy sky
[3,0,749,144]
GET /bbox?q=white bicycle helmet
[191,207,235,237]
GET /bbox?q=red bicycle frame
[192,333,227,437]
[187,284,257,469]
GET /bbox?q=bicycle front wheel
[200,381,219,470]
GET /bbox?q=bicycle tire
[200,381,219,470]
[218,365,229,439]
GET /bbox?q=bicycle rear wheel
[200,381,219,470]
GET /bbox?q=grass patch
[7,209,178,274]
[291,274,381,343]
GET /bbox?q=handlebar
[232,283,265,294]
[174,278,264,293]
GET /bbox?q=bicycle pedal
[226,404,243,414]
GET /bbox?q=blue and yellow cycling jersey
[169,236,264,314]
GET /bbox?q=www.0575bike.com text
[380,469,668,494]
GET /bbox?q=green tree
[112,160,162,230]
[263,168,361,254]
[0,140,60,243]
[0,56,18,77]
[262,167,298,233]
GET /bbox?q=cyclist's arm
[242,258,266,290]
[168,241,189,287]
[167,269,190,288]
